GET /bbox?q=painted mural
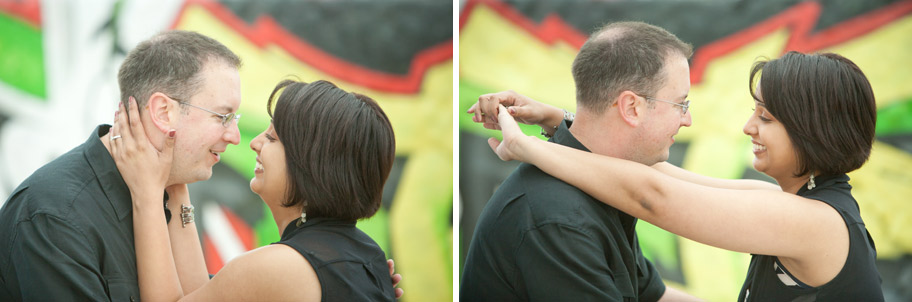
[0,1,452,301]
[459,0,912,300]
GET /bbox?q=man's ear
[616,91,643,127]
[146,93,176,134]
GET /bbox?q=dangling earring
[296,203,308,227]
[807,173,816,190]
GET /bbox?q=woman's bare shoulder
[186,244,321,302]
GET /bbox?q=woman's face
[742,89,799,181]
[249,123,288,205]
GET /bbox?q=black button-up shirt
[461,121,666,302]
[0,125,140,301]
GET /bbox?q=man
[0,30,243,301]
[461,22,700,301]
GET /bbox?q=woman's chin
[249,178,260,195]
[751,159,765,173]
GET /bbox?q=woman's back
[276,217,396,302]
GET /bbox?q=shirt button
[130,296,136,302]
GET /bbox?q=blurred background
[0,0,452,301]
[459,0,912,300]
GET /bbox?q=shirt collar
[279,217,356,242]
[797,173,850,196]
[84,124,133,221]
[550,120,590,152]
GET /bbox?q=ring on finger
[480,112,486,116]
[110,135,122,141]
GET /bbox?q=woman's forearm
[650,162,781,191]
[132,192,183,302]
[519,137,668,220]
[165,186,209,294]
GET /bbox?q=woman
[477,52,883,300]
[111,80,401,301]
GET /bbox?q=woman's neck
[269,205,303,237]
[775,174,813,194]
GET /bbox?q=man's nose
[681,110,693,127]
[225,123,241,145]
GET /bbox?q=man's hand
[467,90,564,131]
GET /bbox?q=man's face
[169,60,242,184]
[632,54,693,165]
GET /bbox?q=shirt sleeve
[635,250,666,302]
[10,213,109,301]
[515,223,625,302]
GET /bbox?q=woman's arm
[490,105,846,261]
[110,98,183,301]
[181,245,320,302]
[470,91,778,191]
[132,191,184,302]
[650,162,780,191]
[164,184,209,294]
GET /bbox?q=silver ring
[110,135,121,141]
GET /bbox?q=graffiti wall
[0,0,452,301]
[459,0,912,300]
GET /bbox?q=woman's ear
[616,91,643,127]
[146,93,176,134]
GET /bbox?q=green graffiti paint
[0,12,45,99]
[636,221,683,283]
[459,79,546,139]
[876,98,912,136]
[254,203,280,247]
[357,208,390,255]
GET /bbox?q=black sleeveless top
[737,174,883,301]
[275,217,395,302]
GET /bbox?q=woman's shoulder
[200,245,321,301]
[238,244,319,278]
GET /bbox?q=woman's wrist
[132,194,165,213]
[538,105,565,130]
[165,184,191,210]
[537,104,566,138]
[510,133,539,162]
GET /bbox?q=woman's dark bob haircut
[749,51,876,177]
[266,79,396,221]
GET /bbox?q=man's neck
[568,112,640,163]
[100,131,115,157]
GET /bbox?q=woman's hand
[468,90,564,131]
[487,104,532,162]
[387,259,404,299]
[110,97,176,208]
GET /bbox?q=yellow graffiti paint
[848,141,912,259]
[824,15,912,108]
[460,5,577,111]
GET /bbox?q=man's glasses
[164,95,240,127]
[638,94,690,115]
